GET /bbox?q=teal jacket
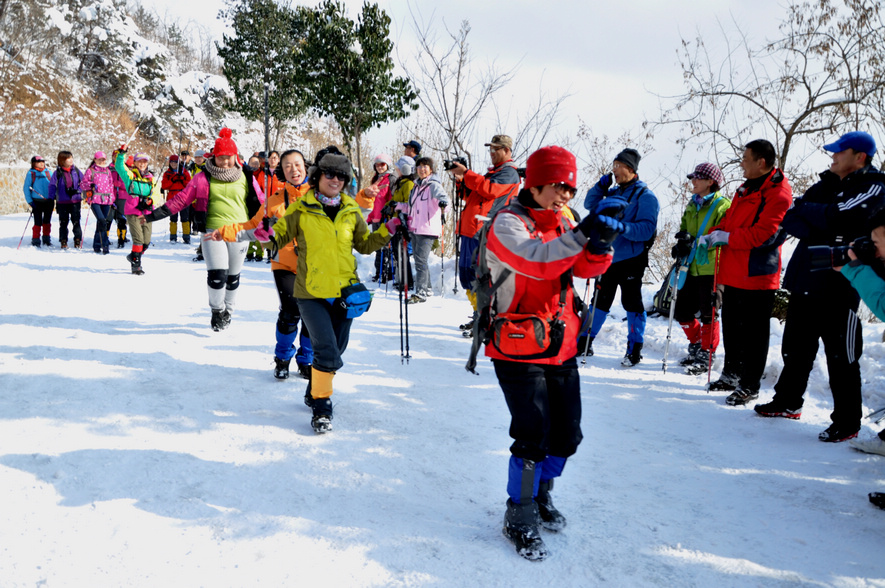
[841,261,885,321]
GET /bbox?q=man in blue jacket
[581,148,660,366]
[754,131,885,443]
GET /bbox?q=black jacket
[782,165,885,294]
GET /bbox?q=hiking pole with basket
[662,258,689,373]
[580,277,601,366]
[400,223,411,363]
[451,182,463,295]
[439,209,446,297]
[17,210,34,250]
[707,247,722,388]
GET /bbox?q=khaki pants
[127,214,153,246]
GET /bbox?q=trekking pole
[401,228,411,363]
[662,261,686,373]
[439,214,446,297]
[707,247,722,389]
[399,242,405,361]
[452,183,462,295]
[581,277,601,366]
[385,242,393,295]
[17,210,33,250]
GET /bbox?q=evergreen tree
[302,1,418,184]
[215,0,311,146]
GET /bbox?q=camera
[516,167,526,179]
[443,155,468,171]
[135,195,154,212]
[808,236,877,270]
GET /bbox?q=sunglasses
[321,170,349,182]
[551,182,577,197]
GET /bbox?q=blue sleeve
[583,182,606,212]
[23,172,33,204]
[621,190,659,243]
[842,262,885,321]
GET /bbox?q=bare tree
[399,11,515,168]
[492,78,571,164]
[649,0,885,182]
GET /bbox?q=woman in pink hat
[81,151,126,253]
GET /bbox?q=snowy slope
[1,212,884,587]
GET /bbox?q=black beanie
[614,148,641,172]
[315,153,352,182]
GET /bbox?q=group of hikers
[21,127,885,560]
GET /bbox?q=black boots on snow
[621,342,643,367]
[536,480,566,532]
[503,499,548,561]
[274,357,290,380]
[311,397,333,434]
[126,251,144,275]
[210,309,231,331]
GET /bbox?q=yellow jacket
[273,190,392,299]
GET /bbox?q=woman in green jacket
[671,163,732,374]
[270,151,398,433]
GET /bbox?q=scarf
[316,192,341,207]
[205,159,243,183]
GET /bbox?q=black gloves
[671,230,694,259]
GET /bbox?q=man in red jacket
[700,139,792,406]
[160,155,192,243]
[447,135,521,332]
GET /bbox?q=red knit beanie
[524,146,577,190]
[213,128,238,157]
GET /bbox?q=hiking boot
[459,317,475,331]
[621,343,643,367]
[273,357,290,380]
[754,399,802,419]
[577,335,594,357]
[536,480,566,532]
[126,252,144,275]
[117,238,126,249]
[503,499,548,561]
[102,246,109,255]
[74,238,82,249]
[297,363,312,380]
[42,235,51,246]
[211,309,228,332]
[170,234,178,242]
[311,397,333,434]
[870,493,885,510]
[818,424,860,443]
[679,342,702,366]
[849,436,885,457]
[31,237,41,247]
[60,240,68,249]
[708,373,740,391]
[407,293,426,304]
[183,234,191,244]
[725,387,759,406]
[684,349,712,375]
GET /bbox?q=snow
[1,212,884,586]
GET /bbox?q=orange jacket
[217,181,309,273]
[457,160,521,238]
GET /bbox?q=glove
[586,215,625,255]
[119,144,128,153]
[265,236,279,261]
[593,198,627,219]
[385,217,402,235]
[254,221,274,243]
[598,174,613,190]
[702,230,730,247]
[671,230,694,259]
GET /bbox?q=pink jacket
[80,164,126,206]
[407,173,449,237]
[366,174,393,223]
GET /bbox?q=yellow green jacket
[274,189,393,299]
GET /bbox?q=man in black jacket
[754,131,885,442]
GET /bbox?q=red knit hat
[213,128,238,157]
[524,146,577,189]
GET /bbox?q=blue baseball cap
[403,140,422,153]
[824,131,877,157]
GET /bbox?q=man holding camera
[755,131,885,443]
[447,135,521,326]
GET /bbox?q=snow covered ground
[1,211,884,587]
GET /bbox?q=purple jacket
[407,173,449,237]
[49,167,85,204]
[80,164,126,206]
